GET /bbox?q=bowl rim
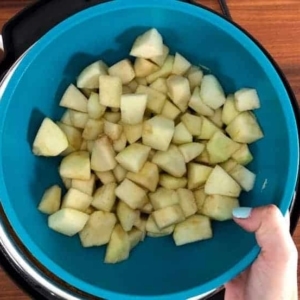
[0,0,299,299]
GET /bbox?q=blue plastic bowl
[0,0,299,299]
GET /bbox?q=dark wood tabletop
[0,0,299,299]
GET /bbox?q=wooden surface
[0,0,299,299]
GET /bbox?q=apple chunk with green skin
[59,151,90,180]
[206,131,240,164]
[130,28,163,59]
[120,94,148,125]
[201,195,239,221]
[205,165,241,197]
[226,111,264,143]
[152,145,186,178]
[104,224,130,264]
[115,143,151,173]
[33,118,68,156]
[173,215,212,246]
[48,208,89,237]
[142,115,174,151]
[79,211,117,247]
[38,185,61,215]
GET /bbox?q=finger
[232,205,297,261]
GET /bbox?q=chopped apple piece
[177,188,197,218]
[99,75,122,108]
[188,163,213,189]
[59,84,88,112]
[61,177,72,189]
[104,121,123,140]
[86,140,95,153]
[181,113,202,136]
[91,136,117,172]
[104,224,130,264]
[146,215,174,236]
[193,188,207,213]
[59,151,90,180]
[57,122,82,153]
[69,110,89,129]
[95,171,116,184]
[113,164,127,182]
[120,94,148,125]
[128,228,144,250]
[173,215,212,246]
[172,52,191,75]
[206,131,240,164]
[226,111,264,143]
[38,185,61,215]
[130,28,163,59]
[92,182,117,212]
[82,119,104,140]
[161,100,181,120]
[221,94,240,125]
[208,107,223,128]
[149,78,168,94]
[48,208,89,236]
[61,188,93,212]
[79,211,117,247]
[85,206,96,215]
[202,195,239,221]
[134,58,159,77]
[152,145,186,177]
[219,158,238,173]
[117,201,140,232]
[126,161,159,192]
[113,133,127,152]
[135,77,148,86]
[127,79,138,92]
[231,144,253,165]
[152,204,185,229]
[142,116,174,151]
[115,179,148,209]
[104,112,121,123]
[167,75,191,112]
[33,118,68,156]
[234,88,261,111]
[123,123,143,144]
[87,93,107,120]
[133,216,147,238]
[76,60,108,89]
[149,188,179,210]
[205,165,241,197]
[108,59,135,84]
[146,55,174,83]
[197,117,221,140]
[136,85,166,114]
[229,164,256,192]
[194,145,212,165]
[115,143,150,173]
[149,44,169,67]
[60,110,72,126]
[159,174,187,190]
[186,67,203,91]
[188,87,214,117]
[178,143,205,163]
[172,122,193,145]
[200,75,226,109]
[71,174,95,196]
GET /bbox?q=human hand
[225,205,298,300]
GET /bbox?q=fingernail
[232,207,252,219]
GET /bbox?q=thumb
[232,205,297,261]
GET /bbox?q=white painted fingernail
[232,207,252,219]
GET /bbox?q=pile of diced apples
[33,28,263,264]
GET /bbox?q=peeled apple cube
[172,52,191,75]
[76,60,108,89]
[219,158,238,173]
[113,164,127,183]
[188,163,213,189]
[201,195,239,221]
[188,87,214,117]
[134,58,159,77]
[113,133,127,153]
[71,174,96,196]
[205,165,241,197]
[146,55,174,83]
[60,110,72,126]
[104,224,130,264]
[149,44,169,67]
[59,151,91,180]
[130,28,164,59]
[142,116,175,151]
[99,75,122,108]
[69,110,89,129]
[207,131,241,164]
[115,143,151,173]
[87,92,106,120]
[177,188,197,218]
[82,119,104,140]
[149,78,168,94]
[57,122,82,152]
[104,121,123,140]
[108,59,135,84]
[181,113,202,136]
[172,122,193,145]
[152,145,186,178]
[117,201,140,232]
[226,111,264,143]
[123,123,143,144]
[234,88,261,111]
[104,112,121,123]
[33,118,68,156]
[127,79,138,92]
[95,171,116,184]
[92,183,117,212]
[231,144,253,165]
[61,188,93,212]
[128,228,144,250]
[221,94,240,125]
[59,84,88,113]
[48,208,89,237]
[146,215,175,236]
[149,188,179,210]
[209,108,223,128]
[167,75,191,112]
[229,164,256,192]
[159,174,187,190]
[161,100,181,120]
[178,143,205,163]
[187,67,203,91]
[173,215,212,246]
[38,185,61,215]
[79,211,117,247]
[200,75,226,109]
[193,189,207,213]
[152,204,185,229]
[197,117,221,140]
